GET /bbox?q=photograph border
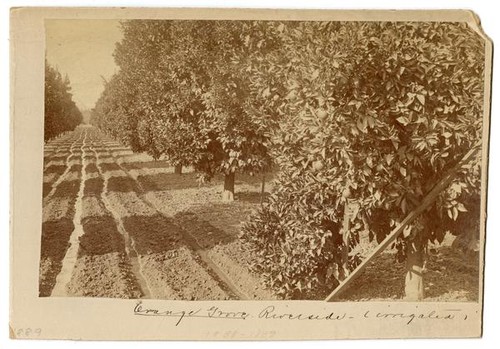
[10,7,492,340]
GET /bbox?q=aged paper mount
[10,8,492,340]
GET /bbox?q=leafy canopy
[241,21,485,298]
[45,60,83,141]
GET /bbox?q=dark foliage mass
[90,21,485,298]
[241,22,484,298]
[45,60,83,141]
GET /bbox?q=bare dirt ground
[336,246,479,302]
[40,125,274,300]
[40,125,479,301]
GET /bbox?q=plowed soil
[40,126,273,300]
[40,125,478,302]
[39,218,75,296]
[336,247,479,302]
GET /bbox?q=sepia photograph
[40,18,487,302]
[9,7,493,341]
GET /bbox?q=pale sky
[45,20,123,110]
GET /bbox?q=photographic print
[11,8,492,340]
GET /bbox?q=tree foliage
[45,60,83,141]
[240,22,485,298]
[91,21,273,183]
[90,20,485,298]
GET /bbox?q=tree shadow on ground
[234,172,275,186]
[42,183,52,198]
[423,247,479,301]
[39,218,75,296]
[137,173,220,191]
[123,214,184,254]
[336,246,479,302]
[235,191,270,204]
[107,176,140,192]
[45,165,67,175]
[122,160,171,170]
[173,211,236,250]
[53,179,80,198]
[79,215,125,257]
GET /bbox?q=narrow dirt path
[51,129,88,296]
[40,129,90,296]
[54,131,142,298]
[91,144,152,298]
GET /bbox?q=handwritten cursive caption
[133,301,469,326]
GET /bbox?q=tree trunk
[174,164,182,175]
[404,241,425,301]
[222,172,235,202]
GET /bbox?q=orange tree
[92,21,172,157]
[90,73,135,147]
[241,22,485,299]
[159,20,274,200]
[92,20,273,201]
[194,21,274,200]
[45,60,83,141]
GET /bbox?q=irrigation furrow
[50,129,88,296]
[42,126,259,300]
[91,144,153,298]
[43,130,83,170]
[43,134,85,203]
[100,146,248,300]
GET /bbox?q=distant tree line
[45,60,83,141]
[91,21,485,299]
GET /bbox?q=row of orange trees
[91,21,485,299]
[91,21,273,201]
[45,60,83,141]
